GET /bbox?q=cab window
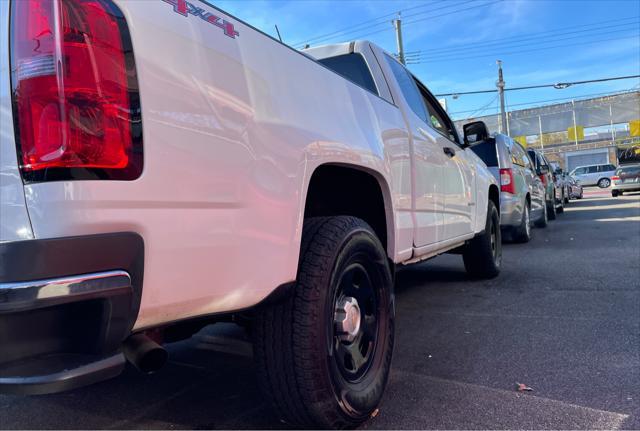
[318,53,378,96]
[414,80,460,145]
[384,55,427,121]
[587,166,598,173]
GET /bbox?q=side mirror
[538,165,549,175]
[463,121,489,146]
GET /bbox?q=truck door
[415,82,474,241]
[383,56,446,247]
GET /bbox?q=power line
[409,20,639,57]
[417,16,640,55]
[293,0,462,47]
[293,1,447,46]
[466,94,499,118]
[403,0,501,26]
[416,34,639,64]
[408,26,639,61]
[449,88,639,116]
[305,0,498,47]
[436,75,640,97]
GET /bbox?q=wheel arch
[302,163,396,259]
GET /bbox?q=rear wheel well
[488,185,500,211]
[304,165,388,252]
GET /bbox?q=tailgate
[0,0,33,242]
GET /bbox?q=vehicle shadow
[4,328,281,430]
[5,259,481,430]
[567,197,629,208]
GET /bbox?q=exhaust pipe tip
[122,333,167,374]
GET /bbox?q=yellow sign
[513,136,527,147]
[568,126,584,141]
[630,120,640,137]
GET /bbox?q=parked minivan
[471,135,547,242]
[569,163,617,188]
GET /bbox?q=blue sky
[214,0,640,120]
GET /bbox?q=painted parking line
[364,370,629,430]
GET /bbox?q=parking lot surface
[2,192,639,430]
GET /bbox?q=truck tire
[463,200,501,279]
[254,216,394,429]
[512,201,531,243]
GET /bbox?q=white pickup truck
[0,0,500,427]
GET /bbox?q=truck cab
[305,41,497,257]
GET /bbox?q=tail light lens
[539,174,547,185]
[10,0,142,182]
[500,168,515,194]
[612,175,620,181]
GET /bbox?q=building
[455,90,640,170]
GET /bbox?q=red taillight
[10,0,142,181]
[500,168,515,194]
[612,175,620,181]
[539,174,547,185]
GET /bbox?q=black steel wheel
[255,216,394,429]
[331,263,380,383]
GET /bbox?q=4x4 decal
[162,0,239,39]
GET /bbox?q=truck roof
[302,40,398,64]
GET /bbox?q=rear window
[318,54,378,95]
[600,164,616,172]
[470,141,498,167]
[616,165,640,176]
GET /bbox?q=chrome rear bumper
[0,233,144,395]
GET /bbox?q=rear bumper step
[0,353,126,395]
[0,233,144,395]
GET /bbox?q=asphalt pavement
[2,191,639,430]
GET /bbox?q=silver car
[611,164,640,197]
[569,163,617,188]
[470,134,547,242]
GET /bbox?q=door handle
[443,147,456,157]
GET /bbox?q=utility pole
[496,60,507,135]
[393,15,405,65]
